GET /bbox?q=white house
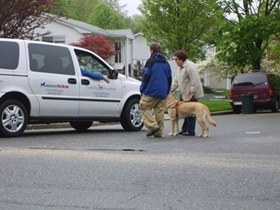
[34,17,134,76]
[131,33,149,78]
[131,33,177,79]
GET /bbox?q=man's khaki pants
[139,94,165,136]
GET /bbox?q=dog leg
[175,118,179,136]
[168,119,175,136]
[196,116,204,137]
[201,123,209,137]
[201,126,209,137]
[197,117,209,137]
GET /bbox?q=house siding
[34,19,134,75]
[35,21,83,44]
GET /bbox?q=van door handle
[68,78,77,84]
[81,79,90,85]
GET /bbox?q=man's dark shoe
[154,135,162,138]
[146,127,160,137]
[179,131,186,135]
[181,132,195,136]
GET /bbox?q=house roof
[106,29,134,39]
[134,32,144,37]
[56,18,134,39]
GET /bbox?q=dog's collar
[168,100,180,108]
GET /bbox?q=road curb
[27,111,233,130]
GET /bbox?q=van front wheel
[121,98,144,131]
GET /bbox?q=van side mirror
[111,69,118,79]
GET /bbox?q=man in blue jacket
[140,43,172,137]
[80,68,110,83]
[78,57,110,83]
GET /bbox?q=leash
[167,100,181,118]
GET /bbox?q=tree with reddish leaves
[0,0,59,39]
[71,35,117,61]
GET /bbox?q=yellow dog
[166,93,217,137]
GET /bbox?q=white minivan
[0,38,143,137]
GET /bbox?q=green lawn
[200,88,231,112]
[200,100,232,112]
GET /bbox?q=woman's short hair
[173,50,188,61]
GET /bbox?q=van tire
[121,98,143,131]
[232,105,241,114]
[271,98,279,112]
[0,100,28,137]
[70,121,93,131]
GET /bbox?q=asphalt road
[0,112,279,210]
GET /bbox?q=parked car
[230,72,280,114]
[0,38,143,137]
[203,86,216,94]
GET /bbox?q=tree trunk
[252,59,261,70]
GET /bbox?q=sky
[119,0,142,16]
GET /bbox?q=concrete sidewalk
[27,110,233,130]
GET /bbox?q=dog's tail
[206,112,217,127]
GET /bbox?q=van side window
[74,49,109,76]
[0,42,19,70]
[28,43,75,75]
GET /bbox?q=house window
[42,36,65,43]
[115,42,122,63]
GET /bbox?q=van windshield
[233,74,267,86]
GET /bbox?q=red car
[230,72,280,114]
